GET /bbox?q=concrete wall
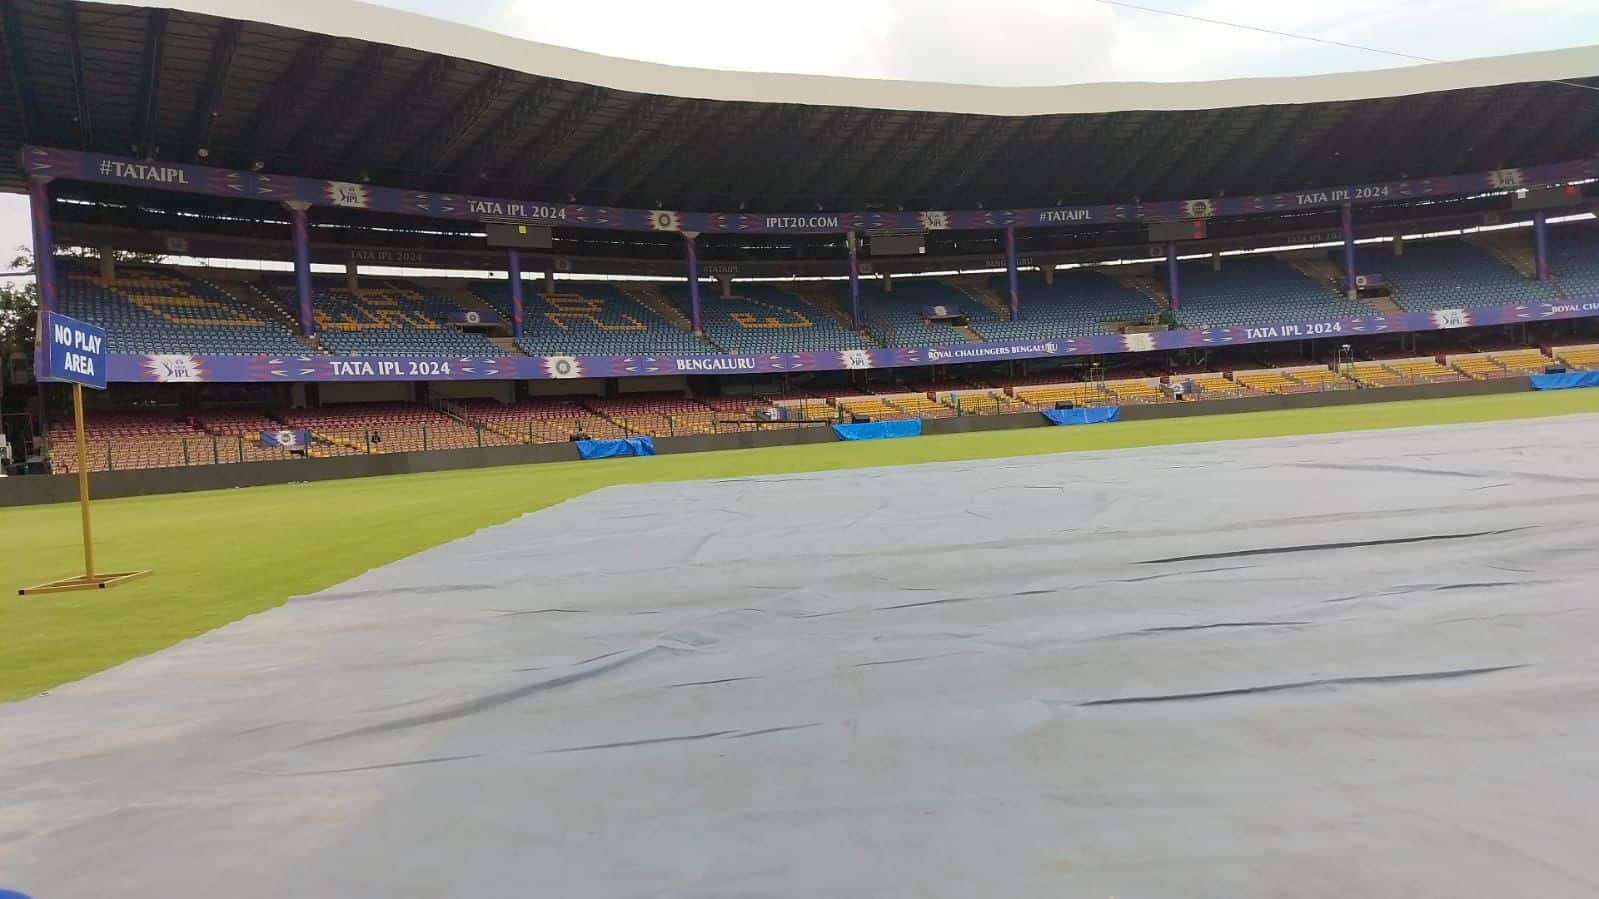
[0,377,1537,507]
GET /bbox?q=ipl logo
[144,354,203,382]
[325,181,371,208]
[840,349,874,370]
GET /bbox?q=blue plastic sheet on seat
[1529,371,1599,391]
[575,436,657,460]
[831,419,924,441]
[1041,406,1121,426]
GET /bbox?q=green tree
[1,247,38,359]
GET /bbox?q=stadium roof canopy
[4,0,1599,214]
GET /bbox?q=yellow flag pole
[75,382,95,579]
[18,381,150,595]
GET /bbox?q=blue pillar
[507,248,526,339]
[1165,242,1180,310]
[684,233,703,334]
[1341,203,1358,298]
[28,178,57,381]
[846,231,862,330]
[288,203,314,337]
[1004,225,1021,321]
[1534,211,1550,281]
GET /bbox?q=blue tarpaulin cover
[575,436,657,459]
[1041,406,1121,426]
[831,419,924,441]
[1529,371,1599,391]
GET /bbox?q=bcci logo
[543,355,583,379]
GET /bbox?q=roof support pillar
[1041,264,1055,286]
[846,231,862,330]
[1534,211,1550,282]
[1004,225,1021,321]
[99,245,116,282]
[287,202,315,337]
[507,249,526,339]
[683,232,703,335]
[1165,242,1181,311]
[717,274,732,299]
[1341,203,1358,299]
[29,177,57,381]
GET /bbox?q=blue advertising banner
[99,297,1599,384]
[260,428,310,449]
[23,146,1596,236]
[43,312,107,390]
[1042,407,1122,426]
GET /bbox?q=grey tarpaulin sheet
[5,415,1599,898]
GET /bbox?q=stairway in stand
[1467,232,1539,280]
[1278,253,1346,296]
[950,325,986,343]
[944,276,1012,320]
[780,282,862,334]
[1103,266,1170,312]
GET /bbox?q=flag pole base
[19,570,152,595]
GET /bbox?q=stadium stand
[1173,256,1369,329]
[976,269,1160,339]
[48,411,205,473]
[450,397,626,442]
[471,280,706,356]
[1552,343,1599,369]
[1375,240,1559,311]
[1547,221,1599,297]
[858,278,987,346]
[55,262,307,356]
[276,278,509,356]
[275,403,511,454]
[664,284,877,353]
[1447,349,1550,379]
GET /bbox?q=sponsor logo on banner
[465,311,481,324]
[840,349,875,370]
[143,353,204,382]
[325,181,371,208]
[919,211,950,230]
[543,355,584,379]
[649,210,682,232]
[1432,309,1470,329]
[1182,198,1215,218]
[1122,332,1156,353]
[1487,168,1525,189]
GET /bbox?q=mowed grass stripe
[3,388,1597,701]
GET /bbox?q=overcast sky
[6,0,1599,269]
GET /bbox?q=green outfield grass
[4,388,1598,701]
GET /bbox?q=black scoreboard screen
[485,222,554,249]
[1147,219,1207,242]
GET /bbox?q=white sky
[5,0,1599,270]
